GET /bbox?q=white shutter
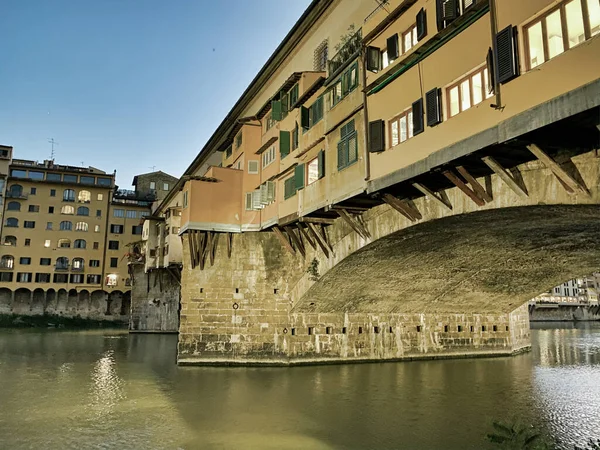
[266,181,275,203]
[260,183,268,205]
[251,190,262,210]
[248,160,259,174]
[245,192,253,210]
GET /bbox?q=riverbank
[529,303,600,322]
[0,313,128,329]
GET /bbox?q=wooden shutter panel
[486,47,496,95]
[252,190,262,210]
[245,193,253,211]
[416,8,427,41]
[436,0,445,31]
[386,34,399,61]
[280,131,290,158]
[295,164,305,190]
[317,150,325,179]
[337,141,346,170]
[442,0,459,22]
[495,25,519,84]
[412,98,424,136]
[366,46,381,72]
[259,184,268,205]
[369,120,385,153]
[271,100,282,121]
[425,88,442,127]
[301,106,310,129]
[266,181,276,203]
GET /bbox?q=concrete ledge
[177,345,531,367]
[129,330,179,334]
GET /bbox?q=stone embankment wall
[529,304,600,322]
[129,264,180,333]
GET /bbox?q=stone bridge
[178,148,600,366]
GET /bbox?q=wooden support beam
[456,166,493,202]
[337,208,369,239]
[297,224,316,250]
[226,232,233,258]
[412,182,452,211]
[188,231,197,269]
[298,217,336,225]
[285,226,306,257]
[382,193,421,222]
[307,222,330,258]
[319,224,333,251]
[527,143,590,196]
[442,170,486,206]
[273,227,295,255]
[199,231,210,270]
[209,232,219,266]
[330,205,371,212]
[481,156,528,198]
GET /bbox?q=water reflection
[0,327,598,449]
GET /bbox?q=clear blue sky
[0,0,311,188]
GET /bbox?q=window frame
[306,157,320,186]
[388,107,414,148]
[445,65,493,118]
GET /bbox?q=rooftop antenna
[149,165,156,171]
[48,138,59,161]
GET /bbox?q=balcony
[328,28,362,79]
[54,264,70,271]
[0,263,14,270]
[5,191,28,200]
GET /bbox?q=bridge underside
[296,205,600,315]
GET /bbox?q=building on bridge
[146,0,600,365]
[0,150,177,322]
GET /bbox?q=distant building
[132,171,178,204]
[532,274,600,305]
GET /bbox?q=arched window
[0,255,14,269]
[56,257,69,269]
[8,184,23,197]
[59,221,72,231]
[5,218,18,227]
[61,205,75,215]
[75,222,88,232]
[63,189,75,202]
[58,239,71,248]
[77,206,89,216]
[74,239,86,249]
[3,236,17,246]
[78,190,91,203]
[72,257,85,270]
[7,201,20,211]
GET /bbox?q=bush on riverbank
[486,420,600,449]
[0,313,127,329]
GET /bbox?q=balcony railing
[0,263,14,270]
[5,192,28,200]
[54,264,69,271]
[328,28,362,78]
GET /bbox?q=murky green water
[0,323,599,449]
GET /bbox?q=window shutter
[494,26,519,84]
[260,184,268,205]
[386,34,399,61]
[245,193,253,211]
[416,8,427,41]
[366,46,381,72]
[317,150,325,179]
[266,181,276,203]
[412,98,424,136]
[369,120,385,153]
[436,0,445,31]
[252,190,262,210]
[337,141,345,170]
[425,88,442,127]
[301,106,310,129]
[442,0,459,22]
[271,100,282,121]
[280,131,290,158]
[486,47,495,95]
[295,164,305,190]
[248,160,259,174]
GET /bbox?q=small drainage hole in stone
[416,326,422,332]
[308,327,314,335]
[326,326,332,335]
[235,288,239,293]
[493,325,498,332]
[482,326,487,332]
[291,328,296,336]
[274,288,279,294]
[470,326,474,332]
[358,327,363,334]
[458,325,463,332]
[200,288,203,293]
[374,326,379,334]
[342,327,347,334]
[389,326,393,333]
[444,325,449,333]
[506,326,509,331]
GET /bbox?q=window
[313,39,328,71]
[5,218,18,227]
[35,273,51,283]
[59,221,72,231]
[111,224,124,234]
[106,273,118,286]
[265,112,275,131]
[150,181,156,190]
[113,209,124,218]
[337,120,358,170]
[17,272,32,283]
[330,63,358,107]
[0,255,14,269]
[108,241,119,250]
[50,189,56,197]
[172,226,180,234]
[291,122,299,150]
[49,206,54,213]
[97,177,111,186]
[24,238,31,246]
[96,209,102,217]
[53,273,68,283]
[78,190,91,203]
[77,206,89,216]
[40,258,51,265]
[87,274,102,284]
[525,0,599,70]
[94,225,100,233]
[74,239,86,249]
[183,191,188,208]
[63,189,75,202]
[402,25,418,53]
[126,210,137,219]
[72,257,85,270]
[3,236,17,246]
[28,205,40,213]
[46,221,52,230]
[132,225,143,235]
[7,201,20,211]
[446,65,493,118]
[236,132,243,149]
[30,187,37,194]
[19,257,31,265]
[90,260,100,267]
[63,174,77,183]
[0,272,13,282]
[248,160,259,174]
[262,145,276,168]
[389,108,414,147]
[304,95,324,130]
[284,177,296,200]
[93,242,99,249]
[75,222,88,232]
[80,176,94,185]
[47,173,61,182]
[58,239,71,248]
[61,205,74,215]
[44,239,51,247]
[289,84,299,106]
[8,184,23,196]
[69,274,84,284]
[110,258,118,268]
[97,193,104,201]
[24,221,35,229]
[55,257,69,270]
[307,158,319,185]
[163,183,169,191]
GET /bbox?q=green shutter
[295,164,305,190]
[301,106,310,129]
[317,150,325,179]
[280,131,290,158]
[272,100,282,121]
[281,93,289,119]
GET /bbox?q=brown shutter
[366,46,381,72]
[416,8,427,41]
[436,0,445,30]
[486,47,496,95]
[412,98,424,136]
[426,88,442,127]
[495,25,520,84]
[369,120,385,153]
[386,34,399,61]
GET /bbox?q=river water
[0,323,599,450]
